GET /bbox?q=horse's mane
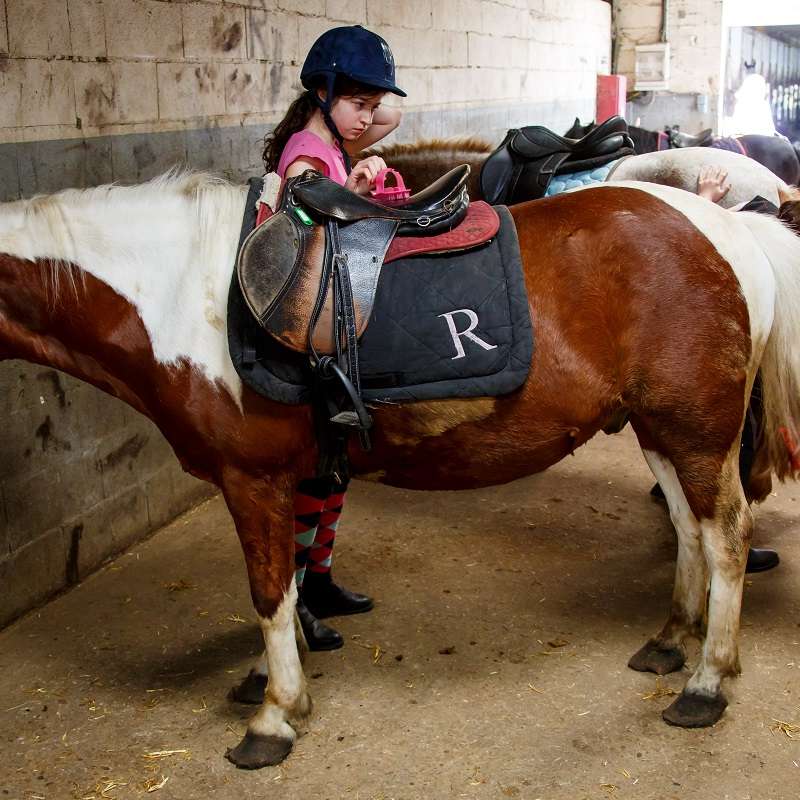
[1,169,241,300]
[363,137,493,157]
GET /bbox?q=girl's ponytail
[262,92,317,172]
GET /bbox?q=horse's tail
[739,210,800,481]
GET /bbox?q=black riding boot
[296,597,343,651]
[302,571,374,619]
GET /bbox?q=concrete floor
[1,428,799,799]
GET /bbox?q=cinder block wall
[613,0,723,132]
[0,0,611,627]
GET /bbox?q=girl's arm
[344,106,402,154]
[283,156,328,180]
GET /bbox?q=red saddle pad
[384,201,500,264]
[254,199,500,265]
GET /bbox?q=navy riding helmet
[301,26,406,169]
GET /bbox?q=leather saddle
[237,164,470,356]
[480,115,635,205]
[666,126,714,148]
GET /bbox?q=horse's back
[509,186,756,415]
[608,149,783,208]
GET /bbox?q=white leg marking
[642,449,707,646]
[252,650,268,678]
[688,478,750,697]
[248,582,310,739]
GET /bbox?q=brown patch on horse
[352,187,752,516]
[361,138,493,158]
[360,139,491,200]
[778,199,800,234]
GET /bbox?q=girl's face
[328,92,386,140]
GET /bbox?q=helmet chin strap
[310,83,353,174]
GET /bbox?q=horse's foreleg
[220,468,311,769]
[230,610,308,706]
[628,450,707,676]
[663,460,752,728]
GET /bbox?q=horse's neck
[0,176,248,406]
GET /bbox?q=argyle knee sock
[308,479,349,576]
[294,477,333,589]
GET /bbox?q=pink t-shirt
[276,130,348,186]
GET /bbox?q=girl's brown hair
[262,77,384,172]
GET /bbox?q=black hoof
[746,547,780,573]
[628,640,686,675]
[662,689,728,728]
[229,670,267,705]
[225,731,293,769]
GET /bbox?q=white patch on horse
[642,449,707,645]
[608,148,786,209]
[589,181,776,369]
[0,172,248,406]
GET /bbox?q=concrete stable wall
[613,0,723,131]
[0,0,611,627]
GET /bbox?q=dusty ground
[1,428,799,800]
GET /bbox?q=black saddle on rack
[480,115,635,205]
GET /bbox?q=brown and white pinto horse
[2,173,800,769]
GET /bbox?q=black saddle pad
[228,180,533,405]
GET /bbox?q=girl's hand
[345,155,387,195]
[697,165,731,204]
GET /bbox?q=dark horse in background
[565,118,800,185]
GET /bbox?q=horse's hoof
[662,689,728,728]
[225,732,293,769]
[628,640,686,675]
[228,669,267,705]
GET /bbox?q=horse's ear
[574,116,580,126]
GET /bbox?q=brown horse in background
[2,172,800,769]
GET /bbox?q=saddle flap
[237,210,316,324]
[479,129,517,205]
[237,208,332,353]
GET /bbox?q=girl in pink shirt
[261,26,405,652]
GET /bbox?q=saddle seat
[480,115,635,205]
[510,115,629,160]
[238,165,477,358]
[292,164,471,234]
[667,127,714,148]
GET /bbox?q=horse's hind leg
[628,450,706,676]
[220,467,311,769]
[662,458,752,727]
